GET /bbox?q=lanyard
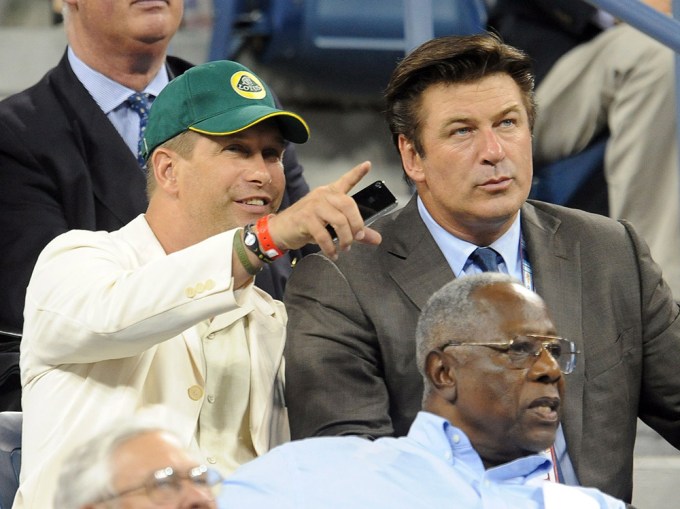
[520,235,533,291]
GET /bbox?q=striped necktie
[126,92,152,169]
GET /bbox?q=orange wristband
[255,214,286,261]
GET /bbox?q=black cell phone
[327,180,398,240]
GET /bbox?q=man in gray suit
[283,33,680,504]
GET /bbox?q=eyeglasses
[440,334,579,374]
[100,464,223,504]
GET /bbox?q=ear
[398,134,425,183]
[425,350,457,402]
[150,148,180,196]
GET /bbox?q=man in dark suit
[0,0,310,410]
[283,33,680,503]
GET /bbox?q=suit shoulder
[526,200,627,237]
[0,64,75,134]
[166,55,194,77]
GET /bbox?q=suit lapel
[50,53,149,226]
[522,202,585,472]
[384,197,455,312]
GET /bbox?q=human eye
[508,337,536,356]
[192,476,210,488]
[499,117,517,128]
[452,126,472,136]
[224,143,249,156]
[152,475,182,496]
[544,342,562,359]
[262,147,284,163]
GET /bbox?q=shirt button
[207,394,215,403]
[205,279,215,290]
[185,287,196,298]
[187,385,203,400]
[452,434,461,444]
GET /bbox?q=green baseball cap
[142,60,310,159]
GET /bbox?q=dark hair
[384,33,536,158]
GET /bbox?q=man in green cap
[15,60,381,509]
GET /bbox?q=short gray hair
[415,273,520,394]
[53,420,183,509]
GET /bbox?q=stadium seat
[530,135,609,216]
[209,0,488,102]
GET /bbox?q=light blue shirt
[67,47,169,158]
[217,412,624,509]
[417,196,579,486]
[417,196,522,279]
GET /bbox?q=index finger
[329,161,372,195]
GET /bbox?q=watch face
[244,231,257,247]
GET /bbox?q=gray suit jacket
[284,196,680,503]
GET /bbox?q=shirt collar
[408,411,551,482]
[417,196,522,279]
[67,46,169,114]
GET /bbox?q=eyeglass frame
[97,464,224,504]
[439,334,579,374]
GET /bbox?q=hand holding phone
[327,180,398,240]
[264,161,385,258]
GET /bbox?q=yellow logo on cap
[231,71,266,100]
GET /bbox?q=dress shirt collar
[67,46,169,114]
[408,411,551,483]
[416,196,523,279]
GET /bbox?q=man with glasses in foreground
[54,419,222,509]
[217,274,623,508]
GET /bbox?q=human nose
[528,346,562,383]
[479,128,506,166]
[243,154,273,186]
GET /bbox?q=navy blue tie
[469,247,501,272]
[126,92,152,169]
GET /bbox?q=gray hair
[53,420,184,509]
[415,273,520,395]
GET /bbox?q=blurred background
[1,1,679,507]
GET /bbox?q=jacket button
[188,385,203,400]
[205,279,215,290]
[185,287,196,299]
[196,282,205,293]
